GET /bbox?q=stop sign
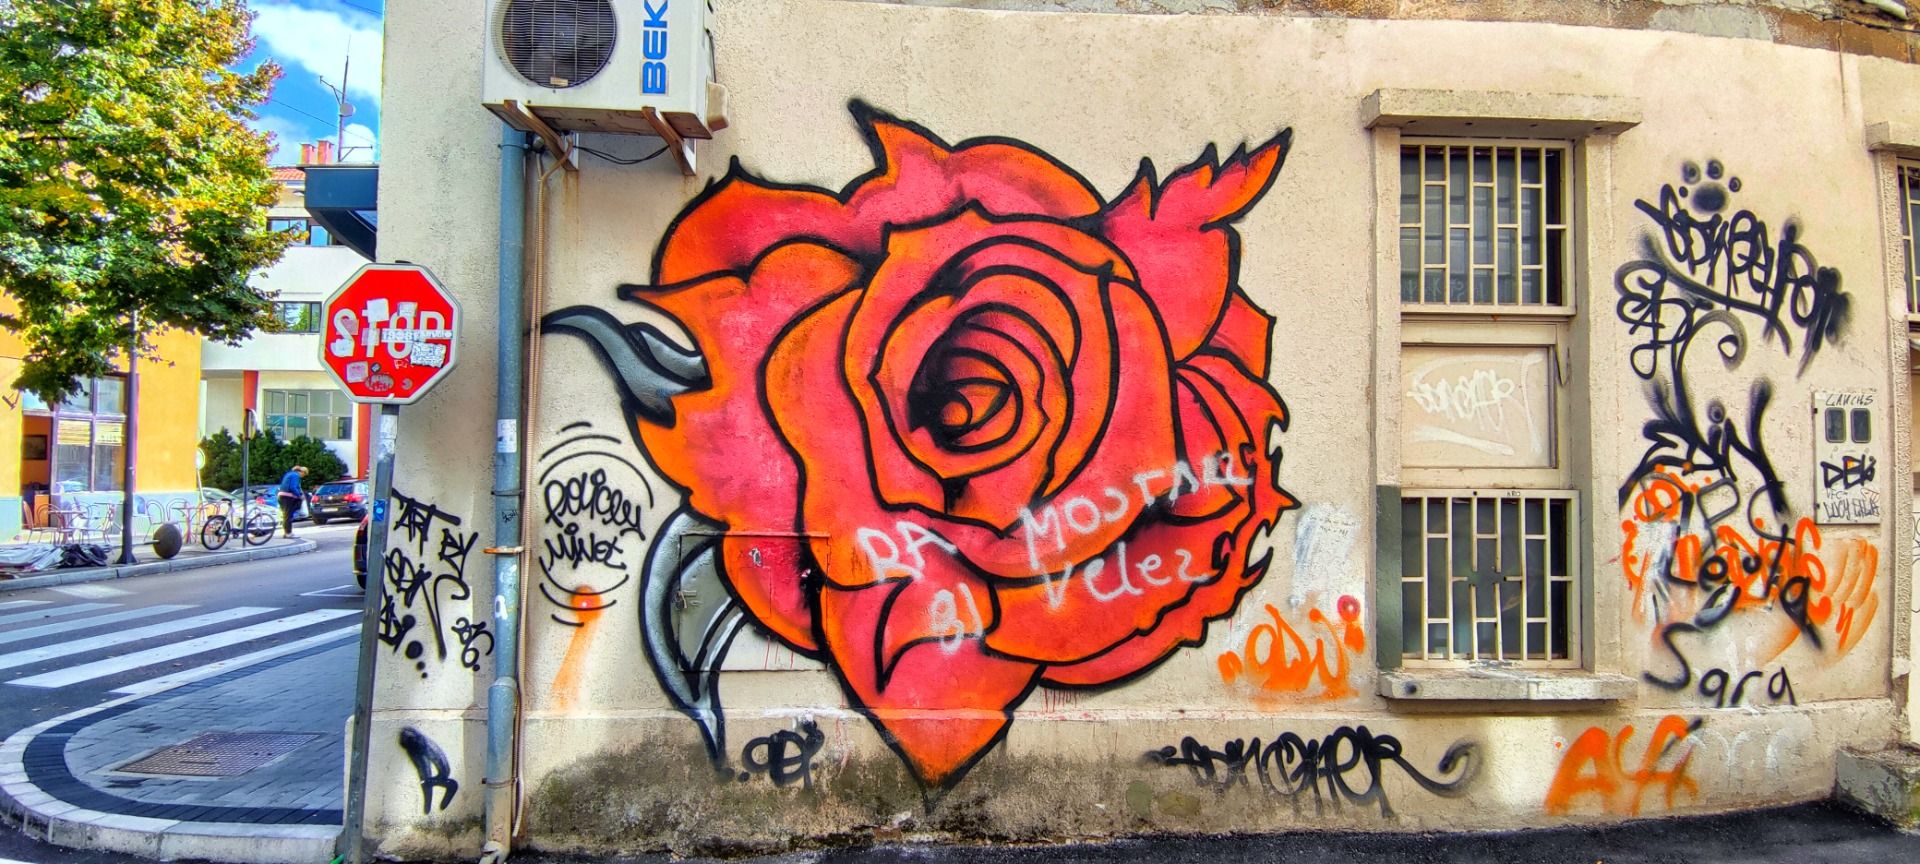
[319,263,463,404]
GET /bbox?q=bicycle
[199,499,278,550]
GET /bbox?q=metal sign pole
[340,403,399,864]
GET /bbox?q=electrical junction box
[481,0,728,142]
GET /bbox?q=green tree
[197,428,243,490]
[283,435,346,490]
[0,0,289,404]
[200,429,346,490]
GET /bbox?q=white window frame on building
[1396,137,1581,670]
[273,301,324,334]
[1364,89,1640,701]
[1865,124,1920,705]
[1896,161,1920,318]
[267,216,339,247]
[264,388,353,441]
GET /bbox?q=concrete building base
[1836,746,1920,830]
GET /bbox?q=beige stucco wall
[371,0,1919,855]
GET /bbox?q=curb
[0,668,340,864]
[0,538,318,594]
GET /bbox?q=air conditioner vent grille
[499,0,618,90]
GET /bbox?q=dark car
[310,479,369,525]
[353,515,369,589]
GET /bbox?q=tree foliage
[199,428,346,491]
[0,0,289,404]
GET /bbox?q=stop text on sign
[329,298,454,371]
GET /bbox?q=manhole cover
[116,732,322,778]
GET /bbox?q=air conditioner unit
[482,0,727,142]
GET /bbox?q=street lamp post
[319,54,353,161]
[118,312,139,565]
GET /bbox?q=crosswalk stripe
[0,599,50,611]
[112,624,361,695]
[0,604,194,647]
[0,602,116,627]
[0,607,276,673]
[8,608,358,688]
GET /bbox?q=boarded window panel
[1401,345,1555,468]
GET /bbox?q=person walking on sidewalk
[277,465,308,538]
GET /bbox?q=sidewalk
[0,535,316,594]
[0,639,350,863]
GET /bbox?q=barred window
[1400,141,1570,310]
[1399,490,1579,667]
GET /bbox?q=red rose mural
[549,104,1298,791]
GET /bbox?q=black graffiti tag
[738,721,827,789]
[1145,726,1478,819]
[380,490,491,677]
[1615,161,1849,685]
[1820,455,1875,491]
[399,726,458,815]
[535,442,654,626]
[543,466,648,535]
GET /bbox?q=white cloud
[250,111,317,165]
[339,123,379,162]
[251,1,383,106]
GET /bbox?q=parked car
[309,479,369,525]
[353,515,369,589]
[232,483,311,522]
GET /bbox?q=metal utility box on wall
[481,0,727,141]
[1812,390,1882,524]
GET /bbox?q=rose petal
[877,279,1066,493]
[765,291,895,589]
[632,243,861,650]
[653,177,851,285]
[1207,289,1275,378]
[652,108,1103,286]
[1040,353,1295,685]
[850,112,1105,231]
[985,369,1262,665]
[1099,131,1291,360]
[720,536,817,652]
[984,280,1179,576]
[1166,375,1240,521]
[820,580,1040,789]
[844,211,1131,529]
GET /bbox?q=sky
[240,0,384,165]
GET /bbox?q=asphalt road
[0,522,362,768]
[0,523,362,864]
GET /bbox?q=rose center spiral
[907,325,1022,454]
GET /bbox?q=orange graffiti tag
[1802,537,1879,659]
[1544,715,1700,816]
[1217,595,1366,700]
[550,586,612,709]
[1621,465,1882,660]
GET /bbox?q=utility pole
[117,313,139,565]
[320,49,354,162]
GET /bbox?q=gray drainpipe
[1866,0,1910,21]
[480,125,530,864]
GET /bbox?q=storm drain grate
[116,732,322,778]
